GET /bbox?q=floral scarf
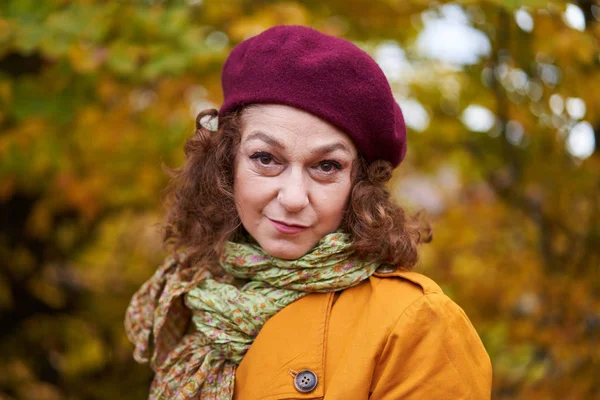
[125,232,378,399]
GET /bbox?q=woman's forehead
[240,105,357,155]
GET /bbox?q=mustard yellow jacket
[234,269,492,399]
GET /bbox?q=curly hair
[162,108,431,274]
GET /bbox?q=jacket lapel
[234,292,333,399]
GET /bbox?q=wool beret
[219,25,407,167]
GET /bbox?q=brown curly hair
[162,108,431,274]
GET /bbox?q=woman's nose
[277,171,309,212]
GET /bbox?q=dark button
[376,264,397,274]
[294,369,318,393]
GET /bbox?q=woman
[125,25,492,399]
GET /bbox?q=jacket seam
[424,294,472,399]
[320,292,333,395]
[371,292,428,375]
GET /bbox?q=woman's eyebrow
[245,131,285,149]
[245,130,352,156]
[311,143,351,156]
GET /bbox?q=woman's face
[234,104,357,259]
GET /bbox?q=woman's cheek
[321,184,351,216]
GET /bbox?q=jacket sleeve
[369,293,492,400]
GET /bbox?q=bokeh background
[1,0,599,399]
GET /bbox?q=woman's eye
[318,160,342,173]
[250,152,275,166]
[258,156,272,165]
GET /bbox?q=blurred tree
[0,0,598,399]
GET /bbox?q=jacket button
[376,264,397,274]
[294,369,318,393]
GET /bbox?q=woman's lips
[269,219,308,234]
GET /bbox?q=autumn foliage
[1,1,598,399]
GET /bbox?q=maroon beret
[219,25,407,167]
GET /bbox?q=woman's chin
[260,240,312,260]
[264,247,306,260]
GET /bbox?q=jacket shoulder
[370,268,444,306]
[371,268,444,296]
[367,270,492,398]
[354,269,446,334]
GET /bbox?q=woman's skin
[234,104,358,259]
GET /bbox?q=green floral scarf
[125,232,378,399]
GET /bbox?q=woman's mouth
[269,219,308,234]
